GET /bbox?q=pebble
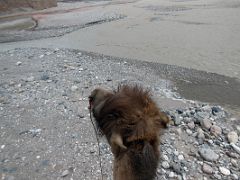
[196,111,209,120]
[26,76,35,82]
[199,147,219,161]
[201,118,212,130]
[173,150,179,156]
[61,169,69,177]
[166,148,172,154]
[187,121,195,129]
[226,151,238,158]
[39,54,44,58]
[230,143,240,154]
[172,163,183,174]
[16,61,22,66]
[212,106,221,114]
[210,125,222,136]
[197,128,205,139]
[232,174,239,180]
[231,159,238,167]
[71,85,79,92]
[1,145,5,149]
[162,161,170,169]
[169,172,175,178]
[219,167,230,176]
[162,154,169,161]
[40,74,50,81]
[202,163,213,174]
[175,128,182,136]
[236,126,240,134]
[174,115,183,125]
[186,129,192,135]
[214,173,222,179]
[178,154,184,161]
[227,131,238,144]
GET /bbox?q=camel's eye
[88,96,94,103]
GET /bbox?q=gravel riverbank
[0,48,239,180]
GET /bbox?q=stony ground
[0,48,239,180]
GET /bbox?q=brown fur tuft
[89,84,169,180]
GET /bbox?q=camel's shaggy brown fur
[89,85,169,180]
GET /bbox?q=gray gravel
[0,13,125,43]
[0,48,240,180]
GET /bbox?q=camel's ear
[110,132,127,149]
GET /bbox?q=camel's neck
[113,142,158,180]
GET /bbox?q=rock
[202,163,213,174]
[172,163,183,174]
[201,118,212,130]
[61,170,69,177]
[219,167,230,176]
[26,76,35,82]
[174,115,183,126]
[19,128,42,137]
[16,61,22,66]
[231,159,238,167]
[226,151,238,158]
[166,148,172,154]
[173,150,179,156]
[227,131,238,144]
[177,175,182,180]
[197,128,205,139]
[39,54,45,58]
[214,173,222,180]
[202,105,212,112]
[184,117,191,123]
[231,174,239,180]
[169,172,175,178]
[71,85,78,92]
[1,145,5,149]
[230,143,240,154]
[176,109,183,114]
[212,106,221,115]
[178,155,184,161]
[162,161,170,169]
[175,128,182,136]
[199,147,219,161]
[187,121,195,129]
[186,129,192,135]
[236,126,240,134]
[77,114,85,118]
[196,111,209,120]
[210,125,222,136]
[40,74,50,81]
[162,154,169,161]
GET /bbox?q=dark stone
[212,106,221,115]
[176,109,183,114]
[171,162,184,174]
[41,160,50,166]
[40,74,49,81]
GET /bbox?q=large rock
[0,0,57,11]
[199,146,219,161]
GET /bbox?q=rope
[89,108,104,180]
